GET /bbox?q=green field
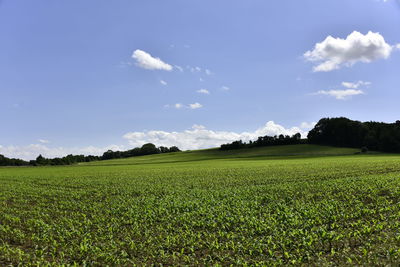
[1,144,400,265]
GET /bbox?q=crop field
[1,145,400,265]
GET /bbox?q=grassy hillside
[1,145,399,265]
[84,144,362,166]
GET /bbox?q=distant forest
[0,143,180,167]
[220,117,400,153]
[307,117,400,153]
[220,133,305,150]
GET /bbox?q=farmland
[1,144,400,265]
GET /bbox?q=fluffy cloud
[174,103,183,109]
[304,31,395,72]
[221,86,230,91]
[196,89,210,94]
[0,144,124,161]
[300,122,317,129]
[188,66,202,73]
[38,139,50,144]
[165,103,203,109]
[160,80,167,86]
[186,66,213,76]
[123,121,309,151]
[189,103,202,109]
[132,49,172,71]
[341,81,371,89]
[315,89,364,100]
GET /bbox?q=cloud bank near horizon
[0,121,315,160]
[123,121,314,151]
[0,144,125,161]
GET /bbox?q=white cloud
[132,49,173,71]
[396,44,400,50]
[38,139,50,144]
[300,122,317,129]
[186,65,209,73]
[221,86,230,91]
[0,144,125,161]
[315,89,364,100]
[189,66,201,73]
[341,80,371,89]
[189,103,203,109]
[174,103,183,109]
[123,121,307,151]
[185,66,213,75]
[165,103,203,109]
[160,80,167,86]
[196,89,210,94]
[304,31,395,72]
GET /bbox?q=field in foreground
[1,145,400,265]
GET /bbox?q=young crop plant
[1,146,400,265]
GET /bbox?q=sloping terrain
[84,144,361,166]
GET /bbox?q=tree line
[32,154,100,166]
[220,133,304,150]
[101,143,180,160]
[0,143,181,166]
[0,154,29,166]
[307,117,400,153]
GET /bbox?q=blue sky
[1,0,399,159]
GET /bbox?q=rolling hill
[83,144,362,166]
